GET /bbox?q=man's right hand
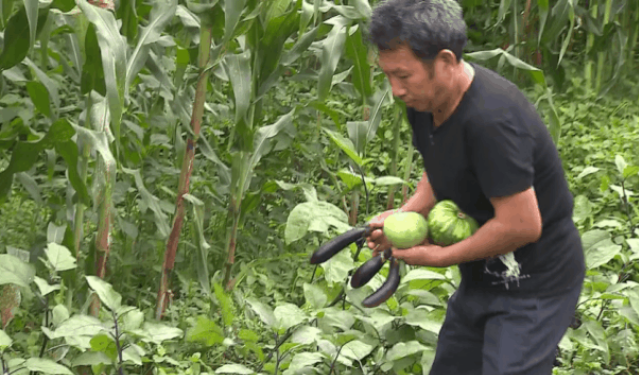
[366,209,401,257]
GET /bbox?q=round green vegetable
[427,200,479,246]
[383,211,428,249]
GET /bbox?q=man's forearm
[400,172,437,217]
[425,218,537,268]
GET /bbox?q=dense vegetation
[1,0,638,374]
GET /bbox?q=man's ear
[436,50,459,67]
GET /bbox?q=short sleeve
[468,118,534,198]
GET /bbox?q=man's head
[368,0,469,113]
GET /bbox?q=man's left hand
[391,243,444,267]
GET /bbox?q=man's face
[378,44,453,113]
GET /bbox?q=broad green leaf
[0,329,12,350]
[85,276,122,312]
[215,364,255,374]
[615,155,628,176]
[624,165,639,179]
[583,319,610,364]
[627,239,639,261]
[223,0,246,44]
[366,84,392,142]
[258,8,300,88]
[281,25,319,66]
[321,247,355,284]
[125,0,178,98]
[284,200,350,244]
[136,322,183,345]
[572,195,592,223]
[345,25,372,99]
[122,343,144,365]
[246,298,276,328]
[23,0,39,52]
[0,254,35,287]
[24,58,61,113]
[77,0,127,151]
[25,358,73,375]
[501,52,546,87]
[303,283,327,310]
[464,48,503,61]
[44,314,106,340]
[186,316,224,346]
[404,309,443,334]
[72,352,111,367]
[120,308,144,332]
[341,340,375,361]
[0,119,75,202]
[386,340,428,361]
[581,230,622,270]
[117,0,139,40]
[90,333,118,361]
[318,16,350,100]
[146,50,175,100]
[45,243,77,272]
[244,109,296,190]
[290,326,322,345]
[576,166,600,179]
[286,352,324,372]
[0,4,45,69]
[401,269,447,284]
[26,81,51,118]
[374,176,407,186]
[537,0,549,45]
[224,51,252,126]
[33,277,60,297]
[185,194,211,293]
[81,24,107,95]
[264,0,290,25]
[337,169,363,190]
[213,283,234,327]
[350,0,372,19]
[16,172,42,204]
[122,168,171,239]
[466,49,546,87]
[274,303,307,330]
[323,128,363,166]
[55,140,90,206]
[347,121,367,156]
[557,0,575,67]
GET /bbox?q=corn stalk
[595,0,613,94]
[155,23,213,320]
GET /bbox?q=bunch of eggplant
[310,224,401,308]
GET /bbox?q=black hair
[367,0,468,63]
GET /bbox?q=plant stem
[595,0,613,94]
[585,1,597,93]
[113,312,125,375]
[386,106,403,210]
[156,24,213,320]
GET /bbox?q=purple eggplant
[310,226,372,264]
[350,248,392,288]
[361,257,401,308]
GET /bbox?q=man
[364,0,586,374]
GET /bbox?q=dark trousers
[429,281,582,375]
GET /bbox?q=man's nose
[389,77,406,98]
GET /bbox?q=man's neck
[433,61,475,127]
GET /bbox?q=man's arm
[426,187,542,267]
[399,171,437,217]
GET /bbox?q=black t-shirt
[407,62,585,297]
